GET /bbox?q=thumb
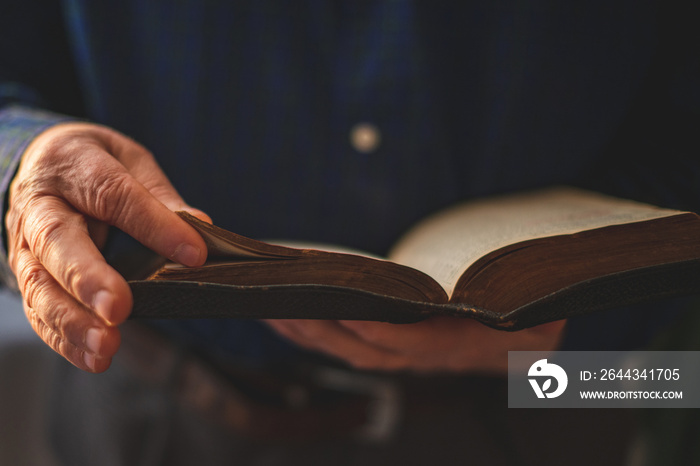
[62,125,210,266]
[99,128,207,216]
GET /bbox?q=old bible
[129,187,700,329]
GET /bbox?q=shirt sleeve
[0,1,85,289]
[0,105,76,289]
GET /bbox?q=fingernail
[83,352,96,371]
[182,207,212,224]
[92,290,113,322]
[172,243,201,267]
[85,327,103,354]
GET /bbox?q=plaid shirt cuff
[0,105,77,289]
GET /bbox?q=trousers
[35,323,643,465]
[0,289,641,466]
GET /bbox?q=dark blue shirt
[1,0,699,362]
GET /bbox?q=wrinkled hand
[266,318,566,373]
[6,122,208,372]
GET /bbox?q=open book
[129,187,700,329]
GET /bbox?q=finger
[52,140,208,266]
[339,318,467,355]
[21,197,132,324]
[265,320,413,371]
[340,318,566,373]
[15,246,120,372]
[339,319,481,371]
[341,318,565,355]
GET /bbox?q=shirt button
[349,122,381,154]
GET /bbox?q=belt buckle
[312,366,402,443]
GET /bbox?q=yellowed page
[388,187,682,297]
[265,240,385,260]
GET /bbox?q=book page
[264,240,385,260]
[388,187,682,297]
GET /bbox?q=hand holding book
[265,317,566,373]
[130,187,700,329]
